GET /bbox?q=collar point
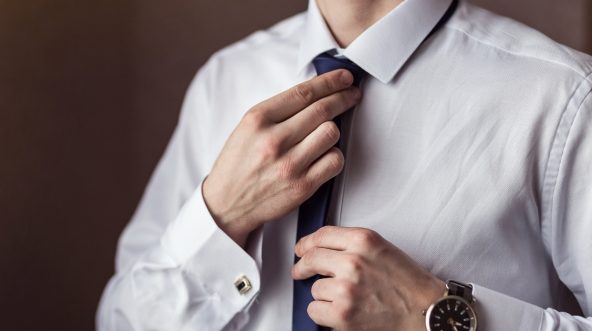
[363,66,399,85]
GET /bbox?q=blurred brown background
[0,0,590,330]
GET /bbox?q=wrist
[424,280,478,331]
[202,177,257,247]
[217,218,255,248]
[418,277,447,312]
[410,276,446,331]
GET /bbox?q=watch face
[426,296,477,331]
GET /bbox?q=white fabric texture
[97,0,592,330]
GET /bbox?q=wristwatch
[424,280,478,331]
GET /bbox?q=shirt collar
[297,0,454,83]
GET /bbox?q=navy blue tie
[292,52,367,331]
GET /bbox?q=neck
[316,0,404,47]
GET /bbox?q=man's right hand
[202,69,361,247]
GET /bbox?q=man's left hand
[292,226,445,331]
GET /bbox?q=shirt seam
[443,25,592,81]
[541,72,592,244]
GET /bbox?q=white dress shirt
[97,0,592,329]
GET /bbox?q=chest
[329,78,553,300]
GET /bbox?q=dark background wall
[0,1,590,330]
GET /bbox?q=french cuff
[161,182,261,311]
[471,284,544,331]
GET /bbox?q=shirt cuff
[160,182,261,311]
[471,284,544,331]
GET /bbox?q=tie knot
[312,52,367,87]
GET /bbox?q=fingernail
[351,87,362,99]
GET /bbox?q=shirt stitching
[541,72,592,248]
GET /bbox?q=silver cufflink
[234,275,252,295]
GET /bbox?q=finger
[295,225,353,257]
[287,121,340,172]
[307,301,338,328]
[260,70,354,123]
[292,247,346,280]
[277,86,360,146]
[303,146,344,194]
[311,277,341,302]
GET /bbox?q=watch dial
[428,297,476,331]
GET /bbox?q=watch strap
[446,280,474,303]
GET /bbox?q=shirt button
[234,275,252,295]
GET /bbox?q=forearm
[97,187,262,331]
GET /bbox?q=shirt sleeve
[95,57,262,331]
[470,77,592,331]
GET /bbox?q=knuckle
[243,108,266,129]
[277,157,298,180]
[291,178,314,198]
[317,225,331,236]
[259,135,282,160]
[320,121,340,143]
[352,228,380,248]
[337,281,356,299]
[323,74,339,91]
[311,228,327,246]
[303,247,320,263]
[294,84,314,104]
[311,102,332,123]
[344,254,364,275]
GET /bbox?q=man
[97,0,592,330]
